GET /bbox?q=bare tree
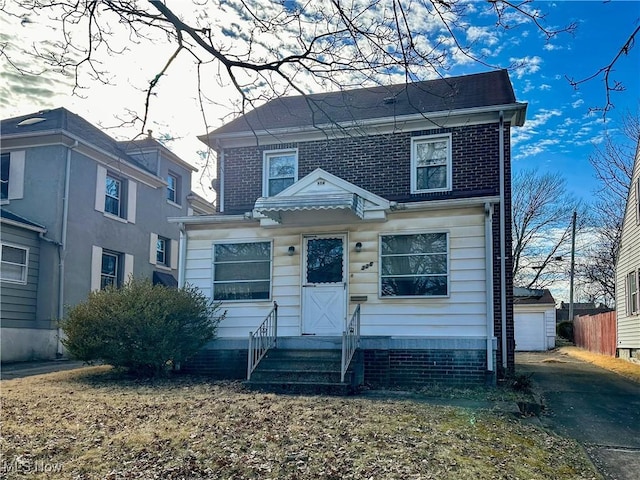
[579,112,639,306]
[0,0,578,135]
[512,169,585,289]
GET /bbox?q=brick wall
[219,124,504,213]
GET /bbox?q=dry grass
[0,367,601,480]
[558,346,640,383]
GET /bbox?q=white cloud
[510,56,543,78]
[539,84,552,91]
[543,43,562,51]
[571,99,585,108]
[466,26,499,46]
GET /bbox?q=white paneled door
[302,234,347,335]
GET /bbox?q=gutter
[499,111,508,370]
[484,202,495,374]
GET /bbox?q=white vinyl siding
[182,207,486,338]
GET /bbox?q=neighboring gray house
[616,138,640,362]
[0,107,214,362]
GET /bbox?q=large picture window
[0,243,28,284]
[411,134,452,193]
[213,242,271,301]
[263,150,297,196]
[380,232,448,297]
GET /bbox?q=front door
[302,234,347,335]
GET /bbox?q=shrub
[556,321,574,343]
[62,278,225,376]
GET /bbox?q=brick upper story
[218,122,511,214]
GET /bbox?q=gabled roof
[513,287,556,305]
[205,70,524,140]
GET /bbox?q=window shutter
[170,240,178,270]
[91,245,102,291]
[8,151,25,200]
[149,233,158,265]
[127,180,137,223]
[95,166,106,213]
[124,254,134,283]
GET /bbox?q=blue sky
[0,0,638,202]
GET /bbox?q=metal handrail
[247,301,278,380]
[341,304,361,382]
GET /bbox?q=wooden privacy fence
[573,311,617,357]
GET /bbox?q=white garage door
[515,311,546,351]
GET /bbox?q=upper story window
[411,134,452,193]
[167,172,180,204]
[1,153,9,200]
[105,174,123,217]
[0,243,28,284]
[263,150,297,196]
[95,165,137,223]
[0,151,25,203]
[379,232,448,297]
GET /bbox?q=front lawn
[0,367,600,479]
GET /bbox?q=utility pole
[568,211,577,322]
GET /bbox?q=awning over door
[254,192,365,225]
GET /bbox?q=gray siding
[0,224,43,328]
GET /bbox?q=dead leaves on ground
[0,368,600,479]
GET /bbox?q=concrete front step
[245,347,357,395]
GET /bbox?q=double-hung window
[212,241,271,301]
[105,174,123,217]
[167,173,179,204]
[101,250,122,289]
[627,270,639,315]
[156,237,168,266]
[0,243,28,284]
[263,150,297,196]
[411,134,452,193]
[380,232,448,297]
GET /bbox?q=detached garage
[514,288,556,351]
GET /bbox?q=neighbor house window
[263,150,297,196]
[0,243,28,284]
[105,174,123,217]
[167,173,179,204]
[411,134,452,193]
[212,241,271,301]
[101,251,122,289]
[1,153,9,200]
[380,232,448,297]
[636,178,640,225]
[156,237,168,266]
[627,270,639,315]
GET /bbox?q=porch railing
[341,304,361,382]
[247,301,278,380]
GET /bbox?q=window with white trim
[627,270,639,315]
[411,134,452,193]
[95,166,136,223]
[1,153,9,200]
[635,177,640,225]
[105,174,123,217]
[263,150,297,196]
[167,172,180,204]
[0,151,25,202]
[212,241,271,301]
[0,243,28,284]
[380,232,448,297]
[101,250,123,289]
[156,237,168,266]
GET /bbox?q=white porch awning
[254,193,365,225]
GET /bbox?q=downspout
[484,202,495,374]
[499,111,507,370]
[218,148,225,213]
[178,223,187,288]
[57,140,77,356]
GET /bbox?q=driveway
[517,351,640,480]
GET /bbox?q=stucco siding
[616,143,640,349]
[184,206,487,339]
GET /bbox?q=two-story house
[1,107,214,362]
[616,138,640,362]
[170,70,526,388]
